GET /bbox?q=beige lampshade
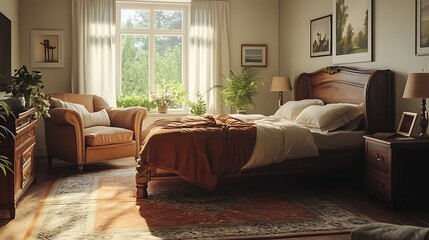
[403,73,429,98]
[270,76,291,91]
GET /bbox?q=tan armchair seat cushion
[84,126,133,147]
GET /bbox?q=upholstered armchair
[44,93,147,172]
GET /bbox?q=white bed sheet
[238,115,319,171]
[231,114,365,171]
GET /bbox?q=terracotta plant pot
[158,105,167,113]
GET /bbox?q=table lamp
[403,72,429,138]
[270,76,291,106]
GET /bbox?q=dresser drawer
[366,142,391,176]
[15,127,36,149]
[366,170,391,201]
[20,142,36,187]
[15,112,35,131]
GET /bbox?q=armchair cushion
[82,109,111,128]
[84,126,133,147]
[51,97,89,115]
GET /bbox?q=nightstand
[364,133,429,208]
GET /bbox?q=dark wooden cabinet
[0,108,37,219]
[364,134,429,208]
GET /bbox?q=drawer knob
[375,153,384,162]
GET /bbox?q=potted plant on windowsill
[222,67,263,114]
[7,65,51,118]
[151,90,175,113]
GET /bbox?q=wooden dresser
[364,133,429,208]
[0,108,37,219]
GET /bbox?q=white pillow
[274,99,324,121]
[81,109,111,128]
[50,98,89,115]
[50,97,67,108]
[50,98,110,128]
[64,102,89,115]
[295,103,364,132]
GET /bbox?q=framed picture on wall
[31,30,64,68]
[416,0,429,55]
[310,15,332,57]
[333,0,373,64]
[241,44,267,67]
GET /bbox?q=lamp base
[278,91,284,107]
[419,98,428,139]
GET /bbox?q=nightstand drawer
[366,170,391,201]
[366,143,391,176]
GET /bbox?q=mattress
[310,128,365,150]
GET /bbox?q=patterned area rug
[27,168,372,239]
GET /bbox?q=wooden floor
[0,157,428,240]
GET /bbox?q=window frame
[115,2,190,111]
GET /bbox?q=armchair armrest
[107,107,147,148]
[44,108,85,165]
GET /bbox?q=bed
[135,66,394,201]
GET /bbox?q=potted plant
[188,91,207,116]
[151,89,175,113]
[8,65,51,118]
[222,67,263,114]
[0,101,12,176]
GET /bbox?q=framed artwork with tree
[416,0,429,55]
[310,15,332,57]
[333,0,373,64]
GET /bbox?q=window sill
[146,110,190,117]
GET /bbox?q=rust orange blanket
[138,114,257,190]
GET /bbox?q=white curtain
[71,0,117,106]
[189,0,230,114]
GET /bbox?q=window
[116,2,189,110]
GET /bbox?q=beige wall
[279,0,429,135]
[20,0,71,154]
[20,0,71,94]
[230,0,280,115]
[0,1,20,70]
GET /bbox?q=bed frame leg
[136,154,150,204]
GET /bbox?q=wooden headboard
[294,66,394,135]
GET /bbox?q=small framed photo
[416,0,429,55]
[241,44,267,67]
[31,30,64,68]
[397,112,417,137]
[310,15,332,57]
